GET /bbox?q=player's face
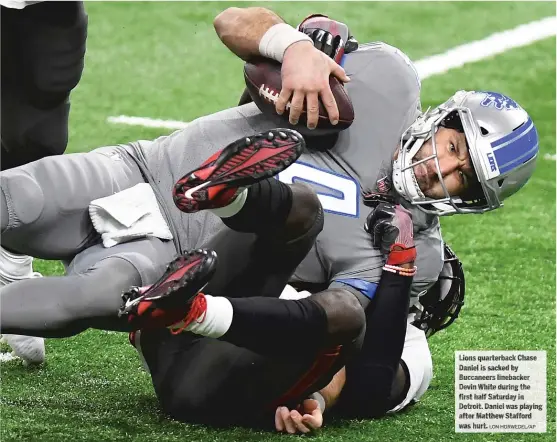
[411,128,475,199]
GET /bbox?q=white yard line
[106,115,189,130]
[414,16,556,79]
[107,16,557,137]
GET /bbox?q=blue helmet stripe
[492,118,533,148]
[492,119,539,174]
[498,143,539,174]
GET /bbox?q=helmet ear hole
[480,127,489,135]
[497,178,505,187]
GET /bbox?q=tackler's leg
[174,128,321,298]
[199,181,323,299]
[127,129,363,425]
[122,128,364,358]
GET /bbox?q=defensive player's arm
[327,204,417,417]
[299,261,416,420]
[329,227,442,417]
[275,365,346,434]
[342,266,415,415]
[312,366,346,410]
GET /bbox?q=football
[244,58,355,131]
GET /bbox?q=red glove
[298,14,358,65]
[365,202,416,266]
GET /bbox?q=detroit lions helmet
[392,91,539,216]
[412,244,464,338]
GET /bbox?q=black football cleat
[119,249,217,330]
[173,128,304,213]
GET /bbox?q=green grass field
[1,2,556,441]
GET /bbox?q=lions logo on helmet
[411,244,465,338]
[480,92,520,111]
[392,90,539,216]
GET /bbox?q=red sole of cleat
[173,129,304,212]
[119,249,217,317]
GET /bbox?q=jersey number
[277,162,359,217]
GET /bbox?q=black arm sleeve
[334,269,413,418]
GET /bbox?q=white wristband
[308,392,326,412]
[258,23,313,63]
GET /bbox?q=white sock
[209,188,248,218]
[172,294,233,338]
[0,246,41,283]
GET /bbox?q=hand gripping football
[244,58,354,131]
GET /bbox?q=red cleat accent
[119,249,217,330]
[173,129,304,213]
[169,293,208,335]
